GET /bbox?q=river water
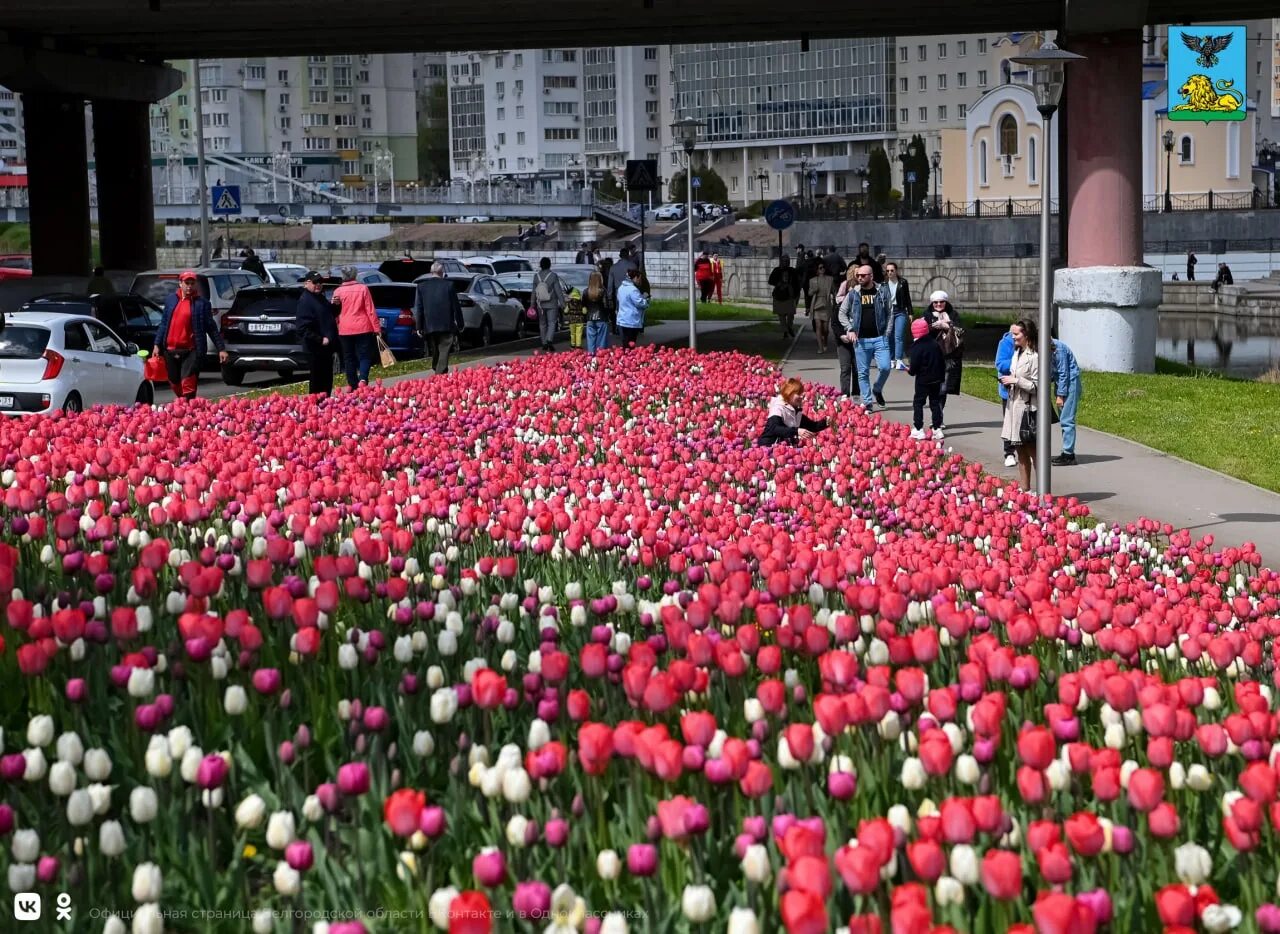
[1156,312,1280,378]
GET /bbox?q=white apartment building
[447,46,661,194]
[0,87,24,165]
[149,55,417,198]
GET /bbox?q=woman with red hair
[758,378,829,446]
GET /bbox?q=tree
[415,83,450,185]
[867,147,892,215]
[908,133,931,213]
[595,172,624,200]
[667,165,729,206]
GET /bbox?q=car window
[63,322,92,352]
[474,279,494,296]
[0,326,50,358]
[271,267,307,284]
[492,259,531,274]
[232,274,257,291]
[124,298,164,328]
[131,276,179,305]
[209,275,235,300]
[84,320,126,354]
[96,298,127,329]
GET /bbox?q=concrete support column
[24,94,91,277]
[92,99,157,272]
[1054,30,1160,372]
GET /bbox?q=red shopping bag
[143,355,167,382]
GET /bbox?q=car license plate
[0,396,13,409]
[247,322,281,334]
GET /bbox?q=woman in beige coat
[1000,317,1039,491]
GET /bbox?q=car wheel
[477,318,493,348]
[62,392,83,414]
[222,368,245,387]
[135,382,154,406]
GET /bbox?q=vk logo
[13,892,41,921]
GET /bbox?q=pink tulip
[337,762,370,797]
[285,840,314,871]
[472,847,506,887]
[627,843,658,876]
[195,753,228,790]
[513,881,551,919]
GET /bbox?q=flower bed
[0,346,1277,934]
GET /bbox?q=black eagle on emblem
[1181,32,1233,69]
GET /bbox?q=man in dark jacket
[412,262,465,374]
[574,242,598,265]
[295,271,340,396]
[240,248,268,281]
[152,270,227,399]
[606,245,637,328]
[853,243,883,283]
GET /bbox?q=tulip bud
[167,727,193,759]
[131,862,163,902]
[252,910,274,934]
[132,903,164,934]
[266,810,296,850]
[48,761,77,796]
[11,828,40,862]
[130,787,158,824]
[954,755,980,785]
[127,667,155,698]
[949,844,979,885]
[727,907,760,934]
[223,685,248,715]
[23,747,48,782]
[99,820,126,858]
[144,746,172,779]
[55,732,84,766]
[84,748,112,781]
[935,875,965,906]
[742,844,772,883]
[236,794,267,830]
[66,789,94,826]
[681,884,716,923]
[272,860,301,896]
[597,849,621,880]
[901,757,926,790]
[429,887,461,930]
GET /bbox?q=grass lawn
[647,299,772,322]
[963,358,1280,492]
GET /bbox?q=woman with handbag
[1000,317,1040,492]
[333,266,381,389]
[923,290,964,423]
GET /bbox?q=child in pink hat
[906,317,946,441]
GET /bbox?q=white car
[654,203,686,220]
[0,310,150,415]
[262,263,310,285]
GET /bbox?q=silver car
[415,274,526,347]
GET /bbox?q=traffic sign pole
[193,58,211,267]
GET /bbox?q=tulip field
[3,346,1280,934]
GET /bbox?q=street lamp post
[854,165,869,213]
[1162,129,1175,213]
[930,150,941,217]
[167,149,182,204]
[374,146,395,204]
[1012,39,1085,498]
[272,150,296,204]
[672,117,703,350]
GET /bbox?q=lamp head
[1163,129,1175,150]
[1010,40,1085,112]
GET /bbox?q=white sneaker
[910,427,926,440]
[932,428,945,441]
[1004,454,1017,468]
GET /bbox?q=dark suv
[219,284,339,386]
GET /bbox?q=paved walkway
[778,323,1280,567]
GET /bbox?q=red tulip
[1033,892,1099,934]
[906,840,945,882]
[383,788,425,837]
[981,850,1023,900]
[1063,812,1105,857]
[781,889,827,934]
[448,890,493,934]
[835,844,880,895]
[1126,768,1164,812]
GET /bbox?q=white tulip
[935,875,965,906]
[777,735,801,770]
[7,862,34,894]
[88,782,112,815]
[130,787,158,824]
[954,754,980,785]
[131,900,163,933]
[600,912,631,934]
[527,719,550,751]
[429,688,458,724]
[26,715,54,747]
[949,844,979,885]
[11,828,40,862]
[1200,904,1242,932]
[1187,764,1214,792]
[1046,760,1069,792]
[505,815,529,848]
[266,811,296,850]
[66,788,94,826]
[272,860,301,896]
[235,794,267,830]
[1103,723,1126,749]
[252,909,275,934]
[742,844,772,883]
[179,746,204,784]
[23,747,48,782]
[49,760,78,796]
[437,630,458,656]
[84,748,113,781]
[900,757,926,790]
[102,914,127,934]
[393,635,414,663]
[1175,842,1213,886]
[429,887,460,930]
[502,768,532,804]
[743,699,765,723]
[165,726,192,759]
[302,795,324,823]
[56,732,85,766]
[144,746,172,779]
[127,667,155,698]
[131,862,163,902]
[681,884,716,923]
[1169,761,1187,790]
[878,711,902,742]
[223,685,248,715]
[99,820,126,857]
[727,907,760,934]
[337,643,359,669]
[596,848,621,880]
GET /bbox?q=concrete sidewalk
[779,323,1280,566]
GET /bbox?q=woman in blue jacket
[152,271,227,399]
[615,266,650,347]
[994,326,1016,468]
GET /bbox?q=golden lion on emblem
[1171,74,1245,113]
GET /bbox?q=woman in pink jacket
[333,266,382,388]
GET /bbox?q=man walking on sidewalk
[835,265,892,411]
[1051,336,1082,466]
[413,262,465,374]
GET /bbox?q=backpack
[534,272,555,306]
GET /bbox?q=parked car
[463,255,535,276]
[496,272,535,309]
[654,203,686,220]
[549,265,598,295]
[376,258,469,283]
[131,267,266,367]
[0,310,150,414]
[367,283,424,358]
[458,215,492,223]
[17,293,164,350]
[217,283,344,386]
[410,274,525,347]
[325,265,392,285]
[0,254,32,281]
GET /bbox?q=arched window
[1179,135,1193,164]
[1028,135,1038,183]
[998,115,1019,156]
[978,139,988,185]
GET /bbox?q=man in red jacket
[152,270,227,399]
[693,250,715,303]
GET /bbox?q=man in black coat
[240,248,269,281]
[294,271,340,396]
[412,262,465,374]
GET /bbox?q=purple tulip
[362,706,390,732]
[278,741,295,765]
[0,804,14,835]
[472,848,506,887]
[543,818,568,848]
[743,816,767,841]
[316,782,340,813]
[626,843,658,876]
[1078,889,1114,925]
[827,771,857,800]
[251,668,282,695]
[419,806,446,838]
[196,753,228,790]
[285,840,314,871]
[337,762,370,796]
[36,856,59,884]
[513,881,551,919]
[65,678,87,703]
[1111,824,1135,854]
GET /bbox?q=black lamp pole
[1163,129,1174,214]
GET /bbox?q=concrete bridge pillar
[93,100,157,273]
[1054,30,1161,372]
[25,94,93,277]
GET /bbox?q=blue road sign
[906,171,918,184]
[211,185,242,215]
[691,176,702,189]
[764,199,796,231]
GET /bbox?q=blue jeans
[854,335,891,406]
[340,332,377,388]
[1059,380,1081,455]
[586,320,609,355]
[888,313,909,360]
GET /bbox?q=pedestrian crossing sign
[212,185,242,215]
[624,159,659,192]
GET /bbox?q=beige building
[936,82,1052,211]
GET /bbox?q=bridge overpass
[2,0,1278,372]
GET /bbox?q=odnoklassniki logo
[1168,25,1247,122]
